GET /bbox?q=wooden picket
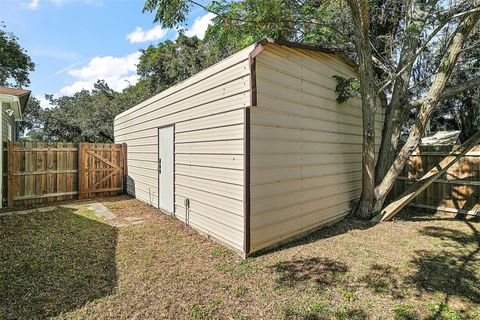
[4,141,126,208]
[387,144,480,216]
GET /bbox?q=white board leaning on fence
[114,38,383,257]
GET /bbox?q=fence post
[7,141,14,208]
[122,143,127,194]
[78,143,84,199]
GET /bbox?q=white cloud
[51,59,89,78]
[59,52,141,95]
[185,13,215,39]
[126,25,168,44]
[26,0,40,9]
[31,48,81,61]
[36,95,55,109]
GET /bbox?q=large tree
[143,0,480,218]
[39,81,120,143]
[0,23,35,87]
[18,96,43,136]
[137,34,225,94]
[30,35,221,142]
[351,0,480,217]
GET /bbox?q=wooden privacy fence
[389,145,480,216]
[5,142,126,208]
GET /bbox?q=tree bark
[346,0,378,218]
[374,10,480,210]
[375,0,425,183]
[409,77,480,109]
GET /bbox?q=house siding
[249,45,383,252]
[114,45,253,253]
[2,104,15,142]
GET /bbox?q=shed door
[158,126,174,213]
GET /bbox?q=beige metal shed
[114,39,383,256]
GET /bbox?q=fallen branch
[372,129,480,222]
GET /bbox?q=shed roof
[421,131,461,146]
[256,38,358,71]
[115,38,357,121]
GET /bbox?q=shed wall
[114,46,253,253]
[249,45,383,252]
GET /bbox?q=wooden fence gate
[5,142,126,208]
[78,143,126,199]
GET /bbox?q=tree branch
[187,0,354,43]
[409,77,480,109]
[376,8,480,200]
[377,6,480,94]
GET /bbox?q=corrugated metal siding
[249,44,383,252]
[114,45,253,253]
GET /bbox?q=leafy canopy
[28,35,225,142]
[0,23,35,87]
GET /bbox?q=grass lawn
[1,196,479,320]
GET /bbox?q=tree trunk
[346,0,378,219]
[375,0,424,183]
[374,10,480,209]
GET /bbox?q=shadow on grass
[395,207,480,223]
[360,264,406,299]
[0,206,117,319]
[272,257,348,288]
[409,220,480,317]
[253,217,375,257]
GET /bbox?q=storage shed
[114,38,383,256]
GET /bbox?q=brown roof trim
[0,86,31,97]
[264,38,337,55]
[0,86,31,114]
[251,38,359,72]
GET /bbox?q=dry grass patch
[1,196,480,319]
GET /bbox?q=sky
[0,0,214,108]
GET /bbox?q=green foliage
[28,36,220,142]
[22,0,480,145]
[137,35,225,94]
[18,96,43,136]
[333,75,360,103]
[143,0,190,27]
[0,23,35,87]
[204,0,345,53]
[283,302,331,320]
[343,290,357,302]
[393,304,417,320]
[430,27,480,141]
[144,0,348,55]
[39,81,122,142]
[405,23,421,34]
[427,302,462,320]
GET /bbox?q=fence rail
[389,145,480,216]
[4,141,126,208]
